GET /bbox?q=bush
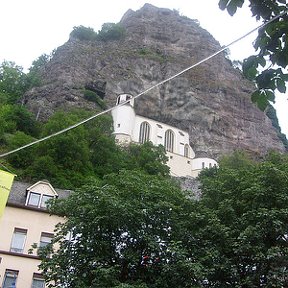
[70,25,97,41]
[97,23,125,41]
[83,89,106,109]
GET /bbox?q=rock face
[23,3,286,158]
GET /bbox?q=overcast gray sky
[1,0,287,137]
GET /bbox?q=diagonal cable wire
[0,10,286,159]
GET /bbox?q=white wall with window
[0,180,67,288]
[139,121,151,144]
[31,273,45,288]
[2,269,18,288]
[191,157,218,177]
[10,228,27,253]
[39,232,53,248]
[132,115,195,158]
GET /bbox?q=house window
[202,162,205,169]
[10,228,27,253]
[27,192,53,208]
[209,163,212,168]
[39,232,53,248]
[164,129,174,152]
[139,121,151,144]
[27,192,41,206]
[2,270,18,288]
[31,273,45,288]
[184,144,189,157]
[40,195,53,208]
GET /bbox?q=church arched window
[164,129,174,152]
[184,144,189,157]
[139,122,151,144]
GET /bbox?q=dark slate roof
[8,180,72,207]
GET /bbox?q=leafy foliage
[219,0,288,110]
[70,25,97,41]
[83,89,106,109]
[266,104,288,150]
[27,53,53,87]
[39,170,194,288]
[37,152,288,287]
[69,23,125,42]
[97,23,125,41]
[1,107,170,188]
[197,152,288,287]
[0,61,29,104]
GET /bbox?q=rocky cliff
[23,3,286,158]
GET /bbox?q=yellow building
[0,180,71,288]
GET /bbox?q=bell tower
[111,94,136,144]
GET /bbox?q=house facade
[112,94,217,177]
[0,180,70,288]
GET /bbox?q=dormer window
[25,181,58,209]
[26,192,53,208]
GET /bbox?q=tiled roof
[8,180,72,207]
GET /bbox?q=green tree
[70,25,97,41]
[38,170,198,288]
[218,0,288,110]
[5,131,36,169]
[26,53,52,87]
[97,23,125,41]
[0,61,28,104]
[127,142,169,177]
[29,109,93,188]
[195,152,288,287]
[36,152,288,287]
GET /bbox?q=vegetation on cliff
[70,23,125,42]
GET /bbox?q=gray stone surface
[22,4,286,159]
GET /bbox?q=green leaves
[39,170,193,287]
[38,153,288,287]
[243,54,287,109]
[219,0,288,110]
[218,0,244,15]
[198,152,288,287]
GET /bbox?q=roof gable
[27,181,58,197]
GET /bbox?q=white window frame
[26,192,54,208]
[10,228,27,253]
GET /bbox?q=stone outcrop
[22,3,286,158]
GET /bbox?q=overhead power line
[0,10,286,159]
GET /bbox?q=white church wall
[111,103,136,143]
[133,115,195,158]
[166,151,193,177]
[191,158,218,177]
[111,94,218,178]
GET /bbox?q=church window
[139,122,151,144]
[184,144,189,157]
[164,129,174,152]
